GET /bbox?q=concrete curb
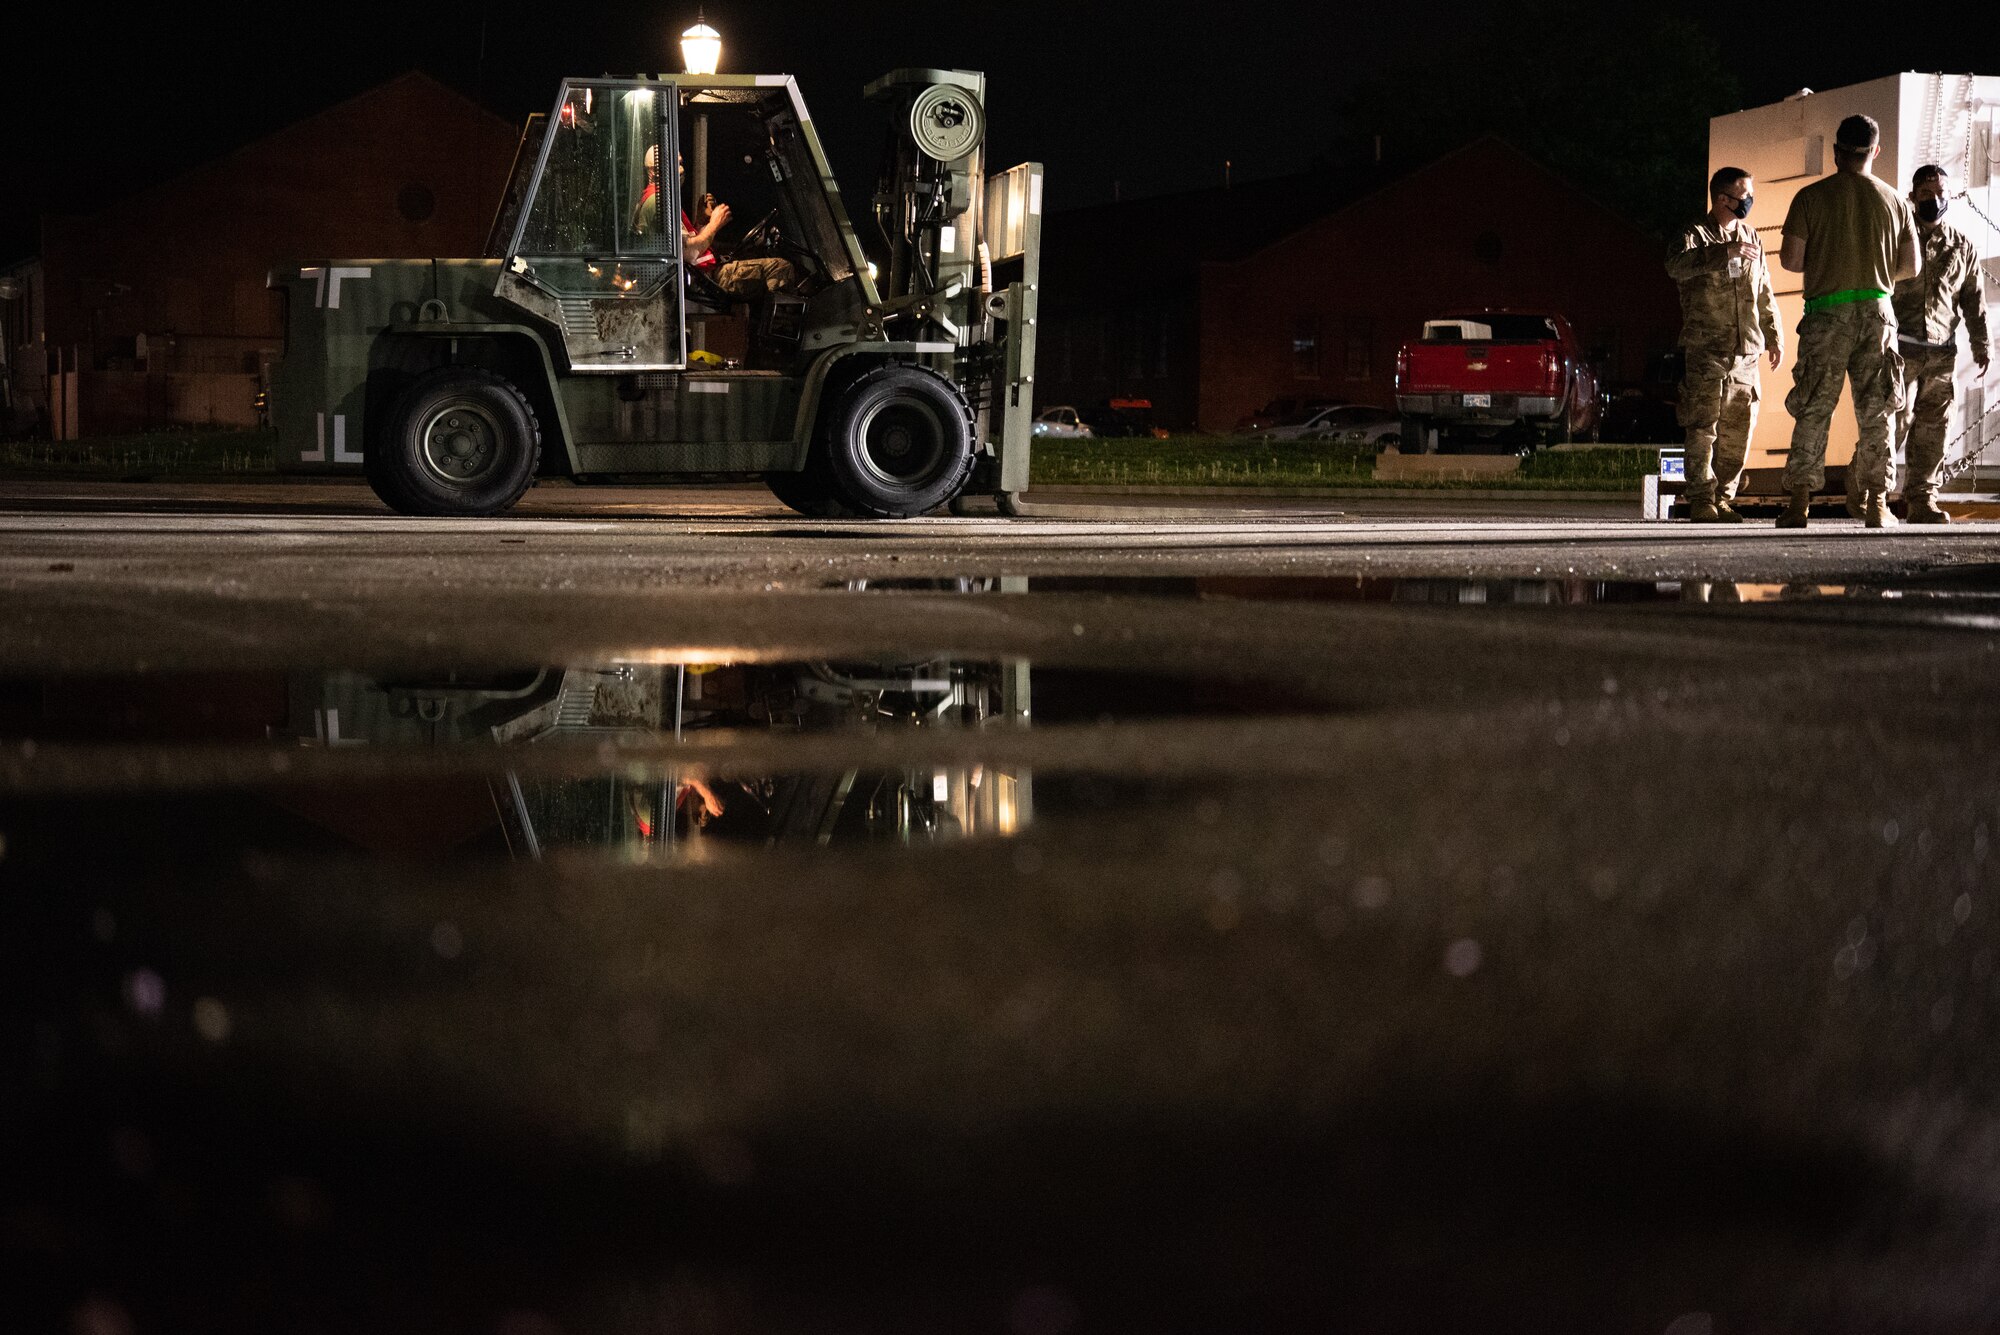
[1033,484,1637,502]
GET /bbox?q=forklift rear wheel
[823,365,976,518]
[370,367,541,517]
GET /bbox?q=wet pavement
[5,481,2000,1332]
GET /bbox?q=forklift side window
[516,83,667,261]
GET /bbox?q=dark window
[1292,318,1320,380]
[1345,333,1371,380]
[1124,315,1146,380]
[397,183,437,223]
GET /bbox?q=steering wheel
[723,208,782,260]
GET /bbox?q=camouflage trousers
[1894,344,1959,502]
[1677,348,1760,504]
[713,257,798,297]
[1781,302,1903,494]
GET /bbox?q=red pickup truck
[1393,310,1602,453]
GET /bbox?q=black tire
[821,364,976,518]
[765,464,856,518]
[368,367,541,517]
[1397,416,1435,454]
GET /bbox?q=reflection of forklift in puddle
[293,659,1032,859]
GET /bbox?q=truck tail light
[1542,349,1562,395]
[1395,346,1410,390]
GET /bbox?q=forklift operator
[638,145,799,299]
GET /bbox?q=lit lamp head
[680,13,721,76]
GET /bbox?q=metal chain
[1954,186,2000,235]
[1935,397,1998,486]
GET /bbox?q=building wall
[1198,141,1680,433]
[36,72,519,434]
[1710,73,2000,476]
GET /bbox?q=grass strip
[1030,437,1652,491]
[0,429,277,475]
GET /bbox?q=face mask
[1916,196,1948,224]
[1728,194,1753,220]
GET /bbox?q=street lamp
[680,11,721,76]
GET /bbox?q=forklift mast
[866,69,1040,497]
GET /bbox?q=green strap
[1803,288,1890,315]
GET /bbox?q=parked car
[1599,348,1684,445]
[1252,403,1400,446]
[1079,398,1170,439]
[1393,310,1602,453]
[1233,396,1341,434]
[1032,406,1094,439]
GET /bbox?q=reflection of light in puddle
[1677,583,1847,603]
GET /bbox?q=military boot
[1775,487,1811,529]
[1687,499,1722,523]
[1864,494,1898,529]
[1844,475,1867,520]
[1711,498,1745,523]
[1906,493,1951,525]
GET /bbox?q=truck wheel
[1397,416,1435,454]
[369,367,541,517]
[822,365,976,518]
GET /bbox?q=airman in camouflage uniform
[1666,167,1783,522]
[1775,115,1920,529]
[1889,164,1991,524]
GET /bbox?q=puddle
[0,658,1297,865]
[835,573,2000,606]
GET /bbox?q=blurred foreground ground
[3,481,1999,1333]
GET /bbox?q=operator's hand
[708,201,732,230]
[1768,346,1784,371]
[1977,348,1991,375]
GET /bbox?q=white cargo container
[1708,73,1999,486]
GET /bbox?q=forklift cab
[487,76,876,373]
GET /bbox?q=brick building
[1038,138,1682,433]
[23,71,519,437]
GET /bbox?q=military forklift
[268,70,1041,517]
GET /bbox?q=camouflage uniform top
[1892,221,1990,358]
[1666,216,1782,357]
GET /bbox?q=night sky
[6,0,2000,263]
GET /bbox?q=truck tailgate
[1402,343,1553,394]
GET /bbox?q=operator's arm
[682,202,732,265]
[1664,224,1728,282]
[1959,247,1991,367]
[1779,233,1807,274]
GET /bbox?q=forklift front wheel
[369,367,542,517]
[823,365,976,518]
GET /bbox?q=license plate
[1463,393,1492,409]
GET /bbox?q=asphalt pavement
[4,478,2000,1333]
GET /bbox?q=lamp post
[681,11,720,200]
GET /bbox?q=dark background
[6,0,2000,261]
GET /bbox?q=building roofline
[1214,135,1649,268]
[55,70,517,228]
